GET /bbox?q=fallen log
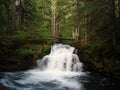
[49,36,75,41]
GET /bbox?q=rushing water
[0,44,119,90]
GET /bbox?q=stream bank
[0,39,120,82]
[0,38,51,72]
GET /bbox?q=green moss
[72,41,120,74]
[17,49,37,55]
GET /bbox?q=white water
[38,44,83,72]
[0,44,85,90]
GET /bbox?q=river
[0,44,119,90]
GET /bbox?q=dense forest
[0,0,120,78]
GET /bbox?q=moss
[72,42,120,75]
[0,37,52,72]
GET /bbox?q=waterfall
[0,44,85,90]
[37,44,83,73]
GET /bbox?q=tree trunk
[110,0,116,50]
[73,0,80,40]
[84,12,89,44]
[106,0,116,50]
[11,0,16,33]
[51,0,56,37]
[118,0,120,22]
[51,14,56,36]
[19,0,24,24]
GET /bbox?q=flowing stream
[0,44,119,90]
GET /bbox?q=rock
[0,84,11,90]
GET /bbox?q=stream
[0,44,119,90]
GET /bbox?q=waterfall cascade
[0,44,84,90]
[37,44,83,73]
[0,44,113,90]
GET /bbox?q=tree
[51,0,56,36]
[0,0,11,35]
[11,0,16,33]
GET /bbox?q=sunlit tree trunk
[51,0,56,36]
[76,0,80,40]
[73,0,80,40]
[55,21,59,34]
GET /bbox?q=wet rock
[0,85,11,90]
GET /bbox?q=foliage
[0,0,120,73]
